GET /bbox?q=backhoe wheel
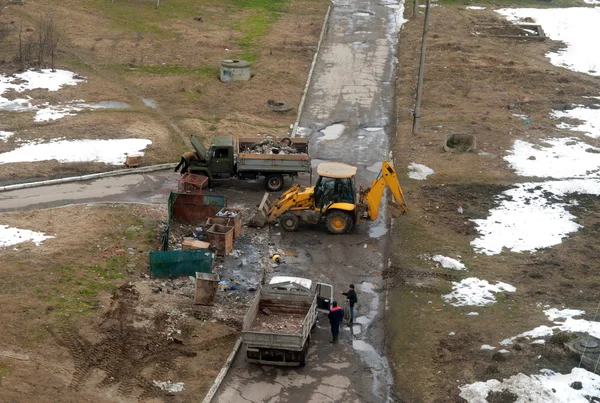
[265,174,284,192]
[325,210,353,234]
[280,213,299,231]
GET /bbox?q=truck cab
[189,135,235,178]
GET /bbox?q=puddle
[87,101,130,109]
[0,138,152,165]
[369,222,388,238]
[366,161,382,173]
[351,339,394,401]
[319,123,345,141]
[142,98,157,109]
[0,225,54,247]
[356,282,380,329]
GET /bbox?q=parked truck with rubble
[242,276,333,366]
[188,135,310,192]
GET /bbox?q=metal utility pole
[413,0,418,17]
[412,0,431,135]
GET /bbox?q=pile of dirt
[250,312,306,334]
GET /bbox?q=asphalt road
[215,0,406,401]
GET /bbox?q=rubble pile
[250,312,305,334]
[240,139,300,155]
[217,210,238,218]
[168,223,208,250]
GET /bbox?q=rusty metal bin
[206,217,232,228]
[207,224,234,255]
[178,173,208,194]
[194,272,220,305]
[217,207,243,238]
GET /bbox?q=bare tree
[17,22,23,70]
[45,15,62,71]
[37,14,48,69]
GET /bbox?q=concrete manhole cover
[580,339,599,349]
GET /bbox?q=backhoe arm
[361,161,408,221]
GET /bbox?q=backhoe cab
[261,161,408,234]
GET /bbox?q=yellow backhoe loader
[257,161,408,234]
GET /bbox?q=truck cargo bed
[237,137,310,174]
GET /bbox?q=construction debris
[240,139,300,155]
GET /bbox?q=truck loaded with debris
[189,135,310,192]
[242,276,332,366]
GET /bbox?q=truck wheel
[265,174,284,192]
[280,213,299,231]
[325,210,353,234]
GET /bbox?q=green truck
[189,135,310,192]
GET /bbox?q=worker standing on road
[340,284,358,325]
[174,151,199,174]
[328,301,344,343]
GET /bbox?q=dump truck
[258,161,408,234]
[242,276,333,366]
[188,135,310,192]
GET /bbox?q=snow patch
[432,255,467,271]
[471,179,600,255]
[497,7,600,76]
[0,225,54,247]
[443,277,516,307]
[460,368,600,403]
[466,6,486,10]
[504,137,600,178]
[407,163,435,180]
[480,344,496,350]
[153,380,184,393]
[545,308,586,321]
[0,138,152,165]
[552,105,600,139]
[0,131,14,141]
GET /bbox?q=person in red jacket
[328,301,344,343]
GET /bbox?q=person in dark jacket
[328,301,344,343]
[174,151,200,174]
[340,284,358,325]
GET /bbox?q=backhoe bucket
[248,192,274,227]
